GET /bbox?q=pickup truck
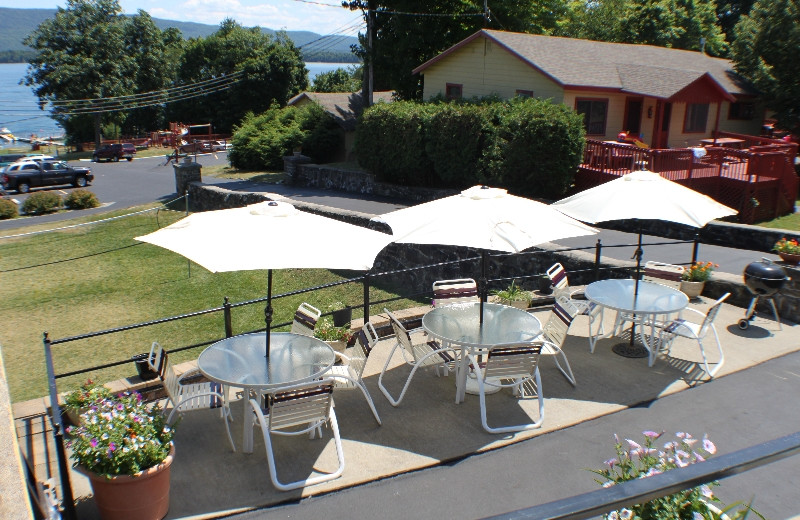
[1,160,93,194]
[93,143,136,162]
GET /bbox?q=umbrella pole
[612,223,649,358]
[479,250,488,327]
[265,269,273,358]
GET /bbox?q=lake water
[0,62,354,146]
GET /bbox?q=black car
[1,160,93,193]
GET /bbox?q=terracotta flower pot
[777,252,800,265]
[680,280,705,299]
[77,445,174,520]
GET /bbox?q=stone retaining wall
[187,180,800,326]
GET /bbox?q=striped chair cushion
[294,309,318,330]
[209,382,224,409]
[644,267,683,283]
[356,329,372,354]
[552,301,575,327]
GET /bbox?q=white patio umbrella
[135,200,394,356]
[371,185,598,322]
[552,170,737,352]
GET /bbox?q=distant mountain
[0,7,359,62]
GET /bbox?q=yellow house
[287,90,395,161]
[413,30,763,149]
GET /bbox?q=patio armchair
[150,342,236,451]
[249,379,344,491]
[324,321,382,425]
[613,261,686,337]
[538,296,581,386]
[432,278,479,306]
[546,263,605,353]
[467,342,545,434]
[290,302,322,336]
[654,293,730,377]
[378,308,459,407]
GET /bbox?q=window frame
[445,83,463,101]
[575,98,609,136]
[683,103,709,133]
[515,89,534,98]
[728,102,755,121]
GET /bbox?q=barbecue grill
[738,258,789,329]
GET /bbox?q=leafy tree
[717,0,756,44]
[731,0,800,133]
[343,1,559,100]
[24,0,136,146]
[167,19,308,134]
[23,0,183,145]
[312,66,362,92]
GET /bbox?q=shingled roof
[287,91,395,131]
[413,30,756,100]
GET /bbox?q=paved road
[1,154,786,278]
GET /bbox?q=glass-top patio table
[197,332,335,453]
[584,279,689,365]
[422,302,542,403]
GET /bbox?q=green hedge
[21,192,62,215]
[0,198,18,219]
[229,103,341,170]
[64,189,100,210]
[354,98,586,198]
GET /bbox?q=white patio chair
[377,308,459,407]
[546,263,605,352]
[654,292,730,377]
[147,341,167,378]
[467,342,545,434]
[613,261,686,336]
[538,296,581,386]
[432,278,479,306]
[249,379,344,491]
[290,302,322,336]
[324,321,382,425]
[151,343,236,452]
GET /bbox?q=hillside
[0,7,358,62]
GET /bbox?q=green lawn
[0,204,417,403]
[755,200,800,231]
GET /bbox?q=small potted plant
[314,316,353,353]
[592,430,762,520]
[66,391,175,520]
[773,237,800,265]
[492,280,531,310]
[63,379,112,426]
[680,261,717,299]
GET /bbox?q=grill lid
[744,260,787,281]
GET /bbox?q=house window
[575,99,608,135]
[515,90,534,98]
[445,83,462,100]
[684,103,709,133]
[729,102,755,120]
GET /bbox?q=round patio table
[422,302,542,403]
[584,279,688,364]
[198,332,335,452]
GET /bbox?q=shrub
[0,198,18,219]
[425,103,494,187]
[64,189,100,210]
[21,192,61,215]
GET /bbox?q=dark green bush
[64,189,100,210]
[229,103,340,170]
[0,198,18,219]
[354,101,436,186]
[21,192,62,215]
[425,103,495,187]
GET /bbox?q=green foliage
[229,103,338,169]
[168,19,307,134]
[354,101,435,185]
[356,98,584,198]
[64,189,100,210]
[491,280,530,302]
[0,199,18,219]
[66,391,174,477]
[21,191,62,215]
[731,0,800,133]
[313,316,353,342]
[312,66,362,93]
[64,379,112,410]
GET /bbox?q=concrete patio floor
[16,296,799,519]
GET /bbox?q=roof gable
[414,29,755,99]
[287,91,395,130]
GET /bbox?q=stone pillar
[173,156,202,196]
[283,153,312,185]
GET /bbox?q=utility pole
[360,1,374,108]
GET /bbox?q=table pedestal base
[611,341,649,358]
[463,374,503,395]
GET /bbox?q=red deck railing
[577,138,798,224]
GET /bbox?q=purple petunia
[90,438,98,448]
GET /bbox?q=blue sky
[0,0,364,35]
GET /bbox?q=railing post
[43,332,77,520]
[362,272,371,324]
[594,239,602,281]
[223,297,233,338]
[692,233,700,265]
